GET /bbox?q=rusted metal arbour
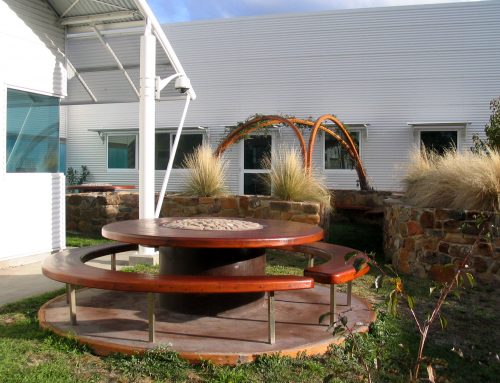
[214,115,308,167]
[214,114,371,190]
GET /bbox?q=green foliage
[471,96,500,153]
[182,144,228,197]
[263,146,332,208]
[486,97,500,150]
[65,233,111,248]
[120,263,159,274]
[66,165,90,185]
[106,347,190,382]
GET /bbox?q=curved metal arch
[307,114,370,190]
[214,115,308,167]
[289,118,358,169]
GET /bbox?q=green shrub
[66,165,90,185]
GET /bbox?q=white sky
[148,0,483,23]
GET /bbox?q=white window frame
[408,122,468,152]
[106,133,138,171]
[323,126,365,173]
[238,132,274,195]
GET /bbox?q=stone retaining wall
[333,189,396,210]
[67,193,328,237]
[384,199,500,284]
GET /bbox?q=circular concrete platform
[39,285,375,365]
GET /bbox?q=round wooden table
[102,217,324,314]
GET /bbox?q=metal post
[154,95,191,218]
[268,291,275,344]
[65,283,70,304]
[138,20,156,257]
[111,253,116,271]
[69,284,77,326]
[307,254,315,268]
[330,284,336,327]
[346,281,352,307]
[148,293,155,343]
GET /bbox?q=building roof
[44,0,196,103]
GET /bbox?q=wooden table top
[102,217,324,248]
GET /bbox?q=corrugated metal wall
[65,1,500,192]
[0,0,66,262]
[0,0,66,96]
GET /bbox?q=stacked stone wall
[333,189,395,210]
[384,199,500,284]
[67,193,328,236]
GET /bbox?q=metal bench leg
[69,284,77,326]
[330,284,336,327]
[346,281,352,307]
[111,253,117,271]
[268,291,275,344]
[307,254,315,268]
[148,293,155,343]
[65,283,70,304]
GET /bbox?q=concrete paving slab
[39,286,376,364]
[0,261,63,306]
[0,251,134,307]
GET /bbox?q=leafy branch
[324,214,494,382]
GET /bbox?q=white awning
[45,0,196,103]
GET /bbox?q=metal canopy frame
[45,0,197,255]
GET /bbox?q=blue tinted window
[108,135,136,169]
[6,89,60,172]
[59,138,66,173]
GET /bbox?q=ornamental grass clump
[263,147,332,210]
[182,144,228,197]
[404,148,500,211]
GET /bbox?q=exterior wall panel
[0,0,66,264]
[66,1,500,192]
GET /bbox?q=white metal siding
[0,0,66,96]
[0,0,66,263]
[66,1,500,192]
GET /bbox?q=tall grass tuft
[263,146,332,210]
[182,144,228,197]
[404,148,500,211]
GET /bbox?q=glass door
[241,135,272,195]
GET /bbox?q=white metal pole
[138,20,156,256]
[155,95,191,218]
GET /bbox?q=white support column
[138,20,156,257]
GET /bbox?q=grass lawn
[0,225,498,382]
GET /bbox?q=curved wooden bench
[42,242,314,344]
[283,242,370,326]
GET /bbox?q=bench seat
[42,242,314,344]
[283,242,370,325]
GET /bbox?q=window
[6,88,60,173]
[155,133,203,170]
[409,122,467,154]
[242,135,272,195]
[324,131,360,170]
[420,131,457,154]
[107,135,137,169]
